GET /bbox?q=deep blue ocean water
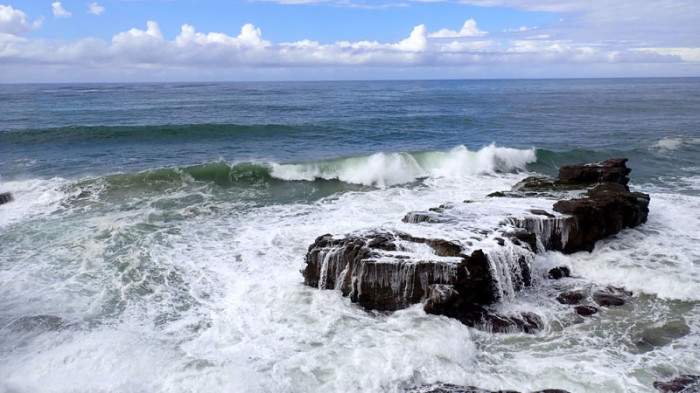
[0,79,698,392]
[2,78,699,184]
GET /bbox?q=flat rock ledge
[303,159,649,332]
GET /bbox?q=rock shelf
[302,158,649,331]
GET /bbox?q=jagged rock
[556,291,584,305]
[555,158,631,186]
[0,192,13,205]
[552,183,650,253]
[574,305,598,316]
[303,233,500,311]
[507,229,537,252]
[548,266,570,279]
[303,158,647,333]
[653,375,700,392]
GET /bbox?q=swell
[0,123,332,145]
[78,144,536,191]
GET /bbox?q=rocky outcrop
[302,159,648,332]
[555,158,631,186]
[0,192,13,205]
[304,233,499,312]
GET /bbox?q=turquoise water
[0,79,698,392]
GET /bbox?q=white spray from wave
[269,144,537,187]
[652,136,700,151]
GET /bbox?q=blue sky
[1,0,698,82]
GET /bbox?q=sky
[0,0,699,82]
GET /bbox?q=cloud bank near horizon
[0,1,698,82]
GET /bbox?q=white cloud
[52,2,72,18]
[632,47,700,62]
[88,2,105,16]
[0,18,697,82]
[397,24,428,51]
[429,19,487,38]
[0,5,42,35]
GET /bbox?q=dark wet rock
[513,176,555,192]
[533,391,571,393]
[403,211,444,223]
[407,384,570,393]
[5,315,71,332]
[548,266,570,280]
[487,191,506,197]
[0,192,13,205]
[304,158,648,333]
[552,182,650,253]
[304,233,502,312]
[529,209,554,218]
[574,305,598,316]
[508,229,537,252]
[592,291,626,307]
[555,158,631,186]
[653,375,700,392]
[556,291,585,305]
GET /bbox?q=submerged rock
[636,321,690,352]
[407,384,570,393]
[5,315,71,332]
[303,158,648,332]
[0,192,13,205]
[653,375,700,392]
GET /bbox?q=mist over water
[1,79,699,392]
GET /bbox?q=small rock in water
[592,291,626,307]
[548,266,570,279]
[0,192,13,205]
[556,291,585,305]
[653,375,700,392]
[486,191,506,197]
[574,305,598,316]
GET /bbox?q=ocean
[0,78,698,392]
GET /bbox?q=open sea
[0,78,699,392]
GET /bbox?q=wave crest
[269,144,537,187]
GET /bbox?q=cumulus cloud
[52,2,72,18]
[0,4,42,35]
[429,19,487,38]
[0,16,697,82]
[88,2,105,16]
[397,24,428,51]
